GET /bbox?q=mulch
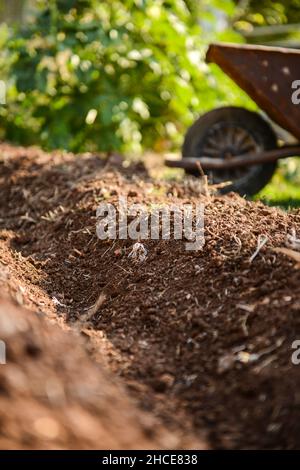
[0,142,300,449]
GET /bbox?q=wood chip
[274,247,300,267]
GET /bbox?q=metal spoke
[202,147,221,157]
[198,122,260,184]
[206,137,222,150]
[239,144,256,154]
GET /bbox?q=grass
[256,160,300,210]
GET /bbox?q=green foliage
[0,0,247,154]
[256,160,300,209]
[234,0,300,47]
[237,0,300,26]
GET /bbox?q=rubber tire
[182,106,278,196]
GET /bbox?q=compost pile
[0,143,300,449]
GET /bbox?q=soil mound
[0,295,186,449]
[0,143,300,449]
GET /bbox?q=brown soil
[0,295,191,449]
[0,143,300,449]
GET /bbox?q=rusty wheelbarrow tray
[166,43,300,195]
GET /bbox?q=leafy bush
[0,0,246,154]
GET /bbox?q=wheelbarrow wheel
[182,106,277,196]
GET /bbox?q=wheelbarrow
[165,43,300,196]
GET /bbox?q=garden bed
[0,143,300,449]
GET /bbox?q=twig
[195,161,209,197]
[286,228,300,251]
[274,247,300,267]
[249,235,268,263]
[195,161,205,178]
[81,293,107,322]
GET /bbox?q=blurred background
[1,0,300,206]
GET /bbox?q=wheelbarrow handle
[165,145,300,171]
